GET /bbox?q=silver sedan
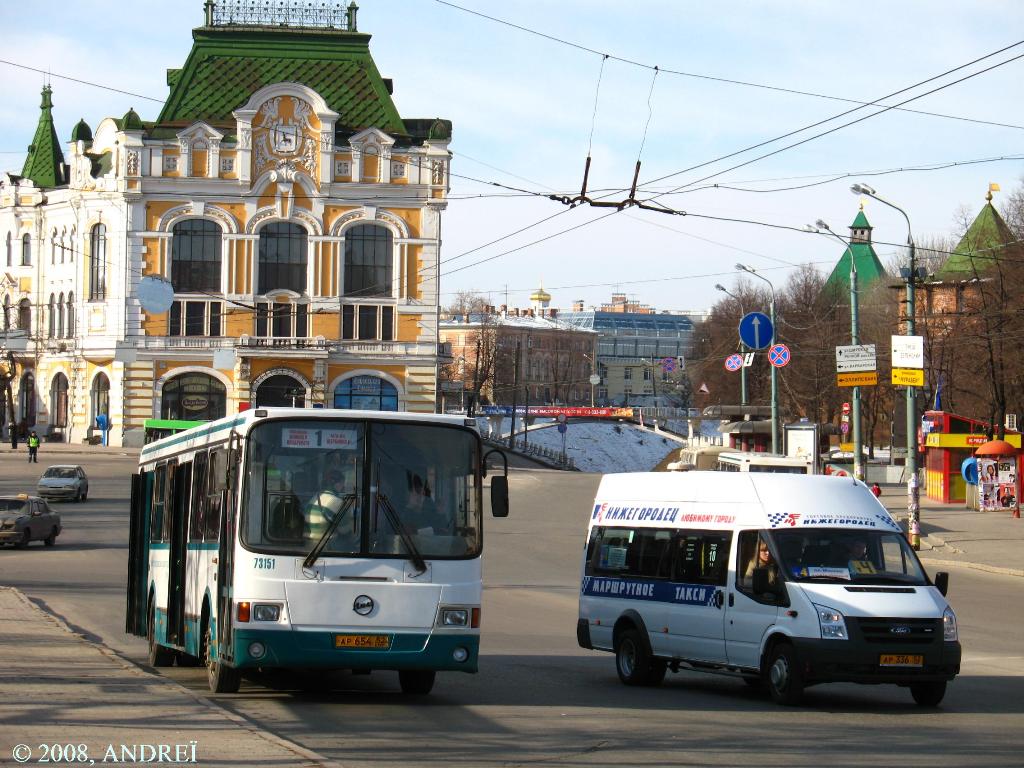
[36,465,90,502]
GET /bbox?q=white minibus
[577,472,960,706]
[127,408,509,694]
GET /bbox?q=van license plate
[335,634,392,649]
[879,654,923,667]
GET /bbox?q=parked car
[37,465,89,502]
[0,495,61,548]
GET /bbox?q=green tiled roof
[21,86,66,188]
[937,201,1015,277]
[851,210,871,229]
[156,27,408,137]
[824,242,888,294]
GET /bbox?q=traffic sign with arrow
[738,311,773,351]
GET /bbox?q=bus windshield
[241,418,481,560]
[771,528,928,586]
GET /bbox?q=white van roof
[589,471,900,533]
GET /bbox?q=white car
[36,465,90,502]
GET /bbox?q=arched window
[257,223,307,294]
[91,372,110,424]
[60,228,67,264]
[50,373,69,429]
[17,299,31,332]
[57,293,65,338]
[21,234,31,266]
[171,219,222,293]
[66,293,75,337]
[19,371,36,425]
[68,227,75,263]
[160,372,227,421]
[51,230,57,264]
[89,224,107,300]
[343,224,393,298]
[254,374,306,408]
[4,232,10,267]
[48,294,56,338]
[333,376,398,411]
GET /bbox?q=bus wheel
[766,643,804,705]
[202,616,241,693]
[910,681,946,707]
[399,670,435,695]
[147,604,175,668]
[615,628,665,686]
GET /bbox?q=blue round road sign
[738,311,774,350]
[768,343,791,368]
[557,423,567,434]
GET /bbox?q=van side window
[586,527,672,579]
[736,530,782,603]
[672,531,732,586]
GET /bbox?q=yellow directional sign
[837,371,878,387]
[892,367,925,386]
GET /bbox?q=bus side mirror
[934,571,949,597]
[490,476,509,518]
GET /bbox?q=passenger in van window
[742,536,779,591]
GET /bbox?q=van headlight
[943,607,958,642]
[813,603,848,640]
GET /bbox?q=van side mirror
[753,567,784,600]
[490,476,509,518]
[934,571,949,597]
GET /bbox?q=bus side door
[166,461,192,647]
[126,471,152,636]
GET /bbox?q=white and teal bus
[126,407,509,694]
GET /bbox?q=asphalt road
[2,453,1023,767]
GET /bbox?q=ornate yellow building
[0,2,451,446]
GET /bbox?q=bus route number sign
[282,427,359,450]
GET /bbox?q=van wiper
[302,494,357,570]
[375,491,427,576]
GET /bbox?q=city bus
[716,451,813,474]
[126,407,510,694]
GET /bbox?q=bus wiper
[375,491,428,576]
[302,494,357,570]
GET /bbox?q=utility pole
[715,285,747,406]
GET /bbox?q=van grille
[854,617,939,645]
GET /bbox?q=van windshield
[771,529,928,586]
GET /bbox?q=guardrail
[482,434,576,470]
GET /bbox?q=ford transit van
[576,472,961,706]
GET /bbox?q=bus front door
[166,462,192,647]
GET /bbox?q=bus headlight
[253,604,281,622]
[440,608,469,627]
[813,603,848,640]
[943,607,958,641]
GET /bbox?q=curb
[917,557,1024,579]
[6,587,343,768]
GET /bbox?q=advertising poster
[979,458,1017,510]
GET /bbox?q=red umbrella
[974,439,1020,456]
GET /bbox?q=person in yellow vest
[27,431,40,463]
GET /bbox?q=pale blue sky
[3,1,1023,312]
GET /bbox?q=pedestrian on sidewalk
[871,482,882,498]
[27,431,40,463]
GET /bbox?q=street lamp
[810,220,864,483]
[735,264,779,454]
[715,284,748,407]
[583,353,597,408]
[851,183,920,549]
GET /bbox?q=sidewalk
[1,441,139,458]
[0,588,335,768]
[878,484,1024,577]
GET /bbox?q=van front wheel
[615,628,666,687]
[766,643,804,705]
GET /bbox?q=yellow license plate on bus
[880,654,923,667]
[334,634,392,650]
